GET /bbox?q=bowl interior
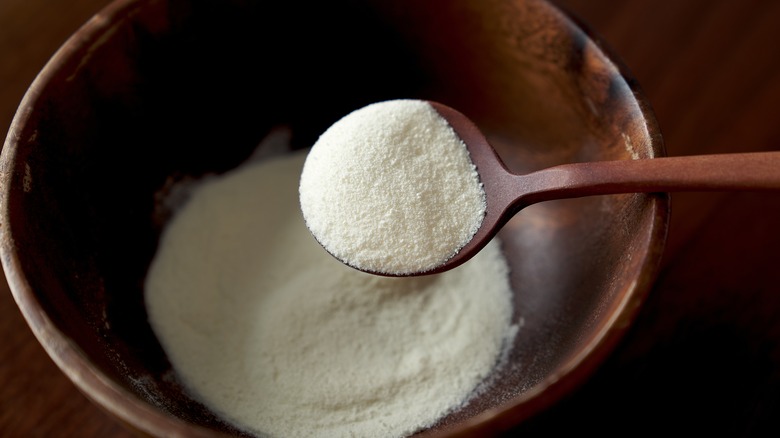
[1,0,667,436]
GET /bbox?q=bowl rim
[0,0,669,436]
[0,0,228,436]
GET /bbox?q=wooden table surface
[2,0,779,436]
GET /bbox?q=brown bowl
[0,0,668,436]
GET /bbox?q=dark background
[1,0,779,436]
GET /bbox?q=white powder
[299,99,486,275]
[145,150,515,438]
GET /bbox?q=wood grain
[1,0,779,436]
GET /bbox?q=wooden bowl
[0,0,668,436]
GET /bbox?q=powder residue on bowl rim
[298,99,486,275]
[144,150,516,438]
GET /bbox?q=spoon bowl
[425,101,780,276]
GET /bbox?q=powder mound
[145,151,515,438]
[298,99,486,275]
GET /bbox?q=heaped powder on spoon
[299,99,486,275]
[145,149,516,438]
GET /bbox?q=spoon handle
[517,151,780,205]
